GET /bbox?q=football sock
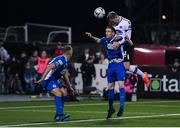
[129,65,144,77]
[108,88,114,110]
[54,96,63,115]
[137,68,144,77]
[119,88,125,110]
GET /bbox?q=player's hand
[35,79,43,84]
[125,36,134,46]
[112,42,120,50]
[85,32,92,38]
[69,86,75,95]
[114,35,123,41]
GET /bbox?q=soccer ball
[94,7,106,19]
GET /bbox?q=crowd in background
[0,41,112,96]
[0,42,65,95]
[1,40,179,98]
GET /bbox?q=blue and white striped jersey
[44,55,69,80]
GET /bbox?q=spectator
[24,62,36,94]
[0,59,5,94]
[0,40,10,94]
[68,62,77,89]
[171,61,180,73]
[80,58,96,95]
[95,48,103,63]
[98,53,109,65]
[169,58,180,73]
[29,50,38,69]
[78,48,96,94]
[36,50,50,97]
[78,48,94,63]
[19,51,28,91]
[37,50,50,77]
[7,56,24,94]
[54,42,64,57]
[0,40,10,62]
[124,78,133,101]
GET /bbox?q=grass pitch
[0,99,180,127]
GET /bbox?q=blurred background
[0,0,180,101]
[1,0,180,44]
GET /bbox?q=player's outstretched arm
[35,64,55,84]
[85,32,100,43]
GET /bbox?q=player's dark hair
[106,26,116,34]
[107,11,118,20]
[64,45,72,52]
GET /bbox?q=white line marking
[2,113,180,127]
[0,103,108,110]
[8,109,163,115]
[131,104,180,108]
[0,105,54,110]
[0,100,179,110]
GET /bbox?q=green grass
[0,99,180,127]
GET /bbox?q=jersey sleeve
[124,20,132,39]
[100,37,107,46]
[52,57,65,69]
[118,37,125,45]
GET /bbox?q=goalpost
[4,22,72,44]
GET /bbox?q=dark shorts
[123,52,130,62]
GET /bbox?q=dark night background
[0,0,180,43]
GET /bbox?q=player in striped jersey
[36,45,74,122]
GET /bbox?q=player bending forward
[36,45,74,122]
[86,26,126,119]
[107,11,150,88]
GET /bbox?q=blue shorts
[107,62,125,83]
[41,79,63,92]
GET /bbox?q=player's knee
[108,84,114,90]
[119,84,124,88]
[124,62,130,70]
[133,66,138,74]
[56,91,63,96]
[118,81,124,88]
[60,88,67,96]
[52,89,63,96]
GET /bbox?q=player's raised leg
[123,61,150,88]
[128,64,150,88]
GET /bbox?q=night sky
[0,0,179,43]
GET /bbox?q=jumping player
[86,26,126,119]
[36,45,74,122]
[107,11,150,88]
